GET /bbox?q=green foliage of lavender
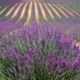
[0,23,80,80]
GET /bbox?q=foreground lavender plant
[0,23,80,80]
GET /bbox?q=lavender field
[0,0,80,80]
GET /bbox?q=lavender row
[0,21,23,38]
[0,21,80,40]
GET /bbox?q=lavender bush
[0,23,80,80]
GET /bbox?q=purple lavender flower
[0,23,80,79]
